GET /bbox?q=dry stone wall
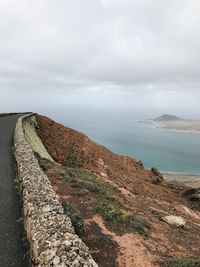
[14,114,98,267]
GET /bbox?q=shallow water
[51,107,200,175]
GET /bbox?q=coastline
[157,120,200,134]
[163,172,200,188]
[139,119,200,134]
[157,124,200,134]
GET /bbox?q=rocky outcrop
[151,167,164,184]
[14,115,97,267]
[183,188,200,201]
[162,215,186,227]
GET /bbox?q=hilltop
[153,114,183,121]
[33,114,200,267]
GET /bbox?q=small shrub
[63,203,85,237]
[58,172,76,182]
[14,177,20,192]
[16,217,24,224]
[34,152,53,171]
[62,173,104,194]
[38,158,53,171]
[161,258,200,267]
[94,202,150,236]
[94,202,126,222]
[58,172,66,177]
[126,215,150,237]
[77,180,102,194]
[151,210,163,220]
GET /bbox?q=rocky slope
[36,115,163,186]
[35,114,200,267]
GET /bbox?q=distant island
[153,114,183,121]
[152,114,200,133]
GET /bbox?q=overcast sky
[1,0,200,116]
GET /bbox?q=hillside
[35,114,200,267]
[153,114,183,121]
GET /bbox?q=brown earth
[36,115,200,267]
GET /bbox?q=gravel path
[0,114,27,267]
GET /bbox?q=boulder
[162,215,186,227]
[182,188,200,198]
[190,193,200,201]
[182,188,200,203]
[151,167,164,184]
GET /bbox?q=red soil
[36,114,200,267]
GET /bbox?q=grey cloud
[0,0,200,113]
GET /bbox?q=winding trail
[0,114,27,266]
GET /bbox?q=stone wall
[14,114,98,267]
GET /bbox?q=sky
[1,0,200,117]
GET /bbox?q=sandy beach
[163,173,200,188]
[159,120,200,133]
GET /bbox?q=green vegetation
[151,210,163,220]
[63,203,85,237]
[34,152,53,171]
[58,169,105,194]
[58,168,150,237]
[16,217,24,224]
[161,258,200,267]
[126,215,150,237]
[73,179,103,194]
[94,202,150,237]
[58,171,76,182]
[94,201,126,222]
[14,177,20,192]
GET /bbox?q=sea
[48,106,200,175]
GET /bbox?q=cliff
[33,114,200,267]
[36,115,163,187]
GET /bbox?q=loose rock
[162,215,186,227]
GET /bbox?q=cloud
[0,0,200,112]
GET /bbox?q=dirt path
[0,114,28,266]
[87,216,158,267]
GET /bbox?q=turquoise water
[51,107,200,175]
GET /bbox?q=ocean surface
[50,107,200,175]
